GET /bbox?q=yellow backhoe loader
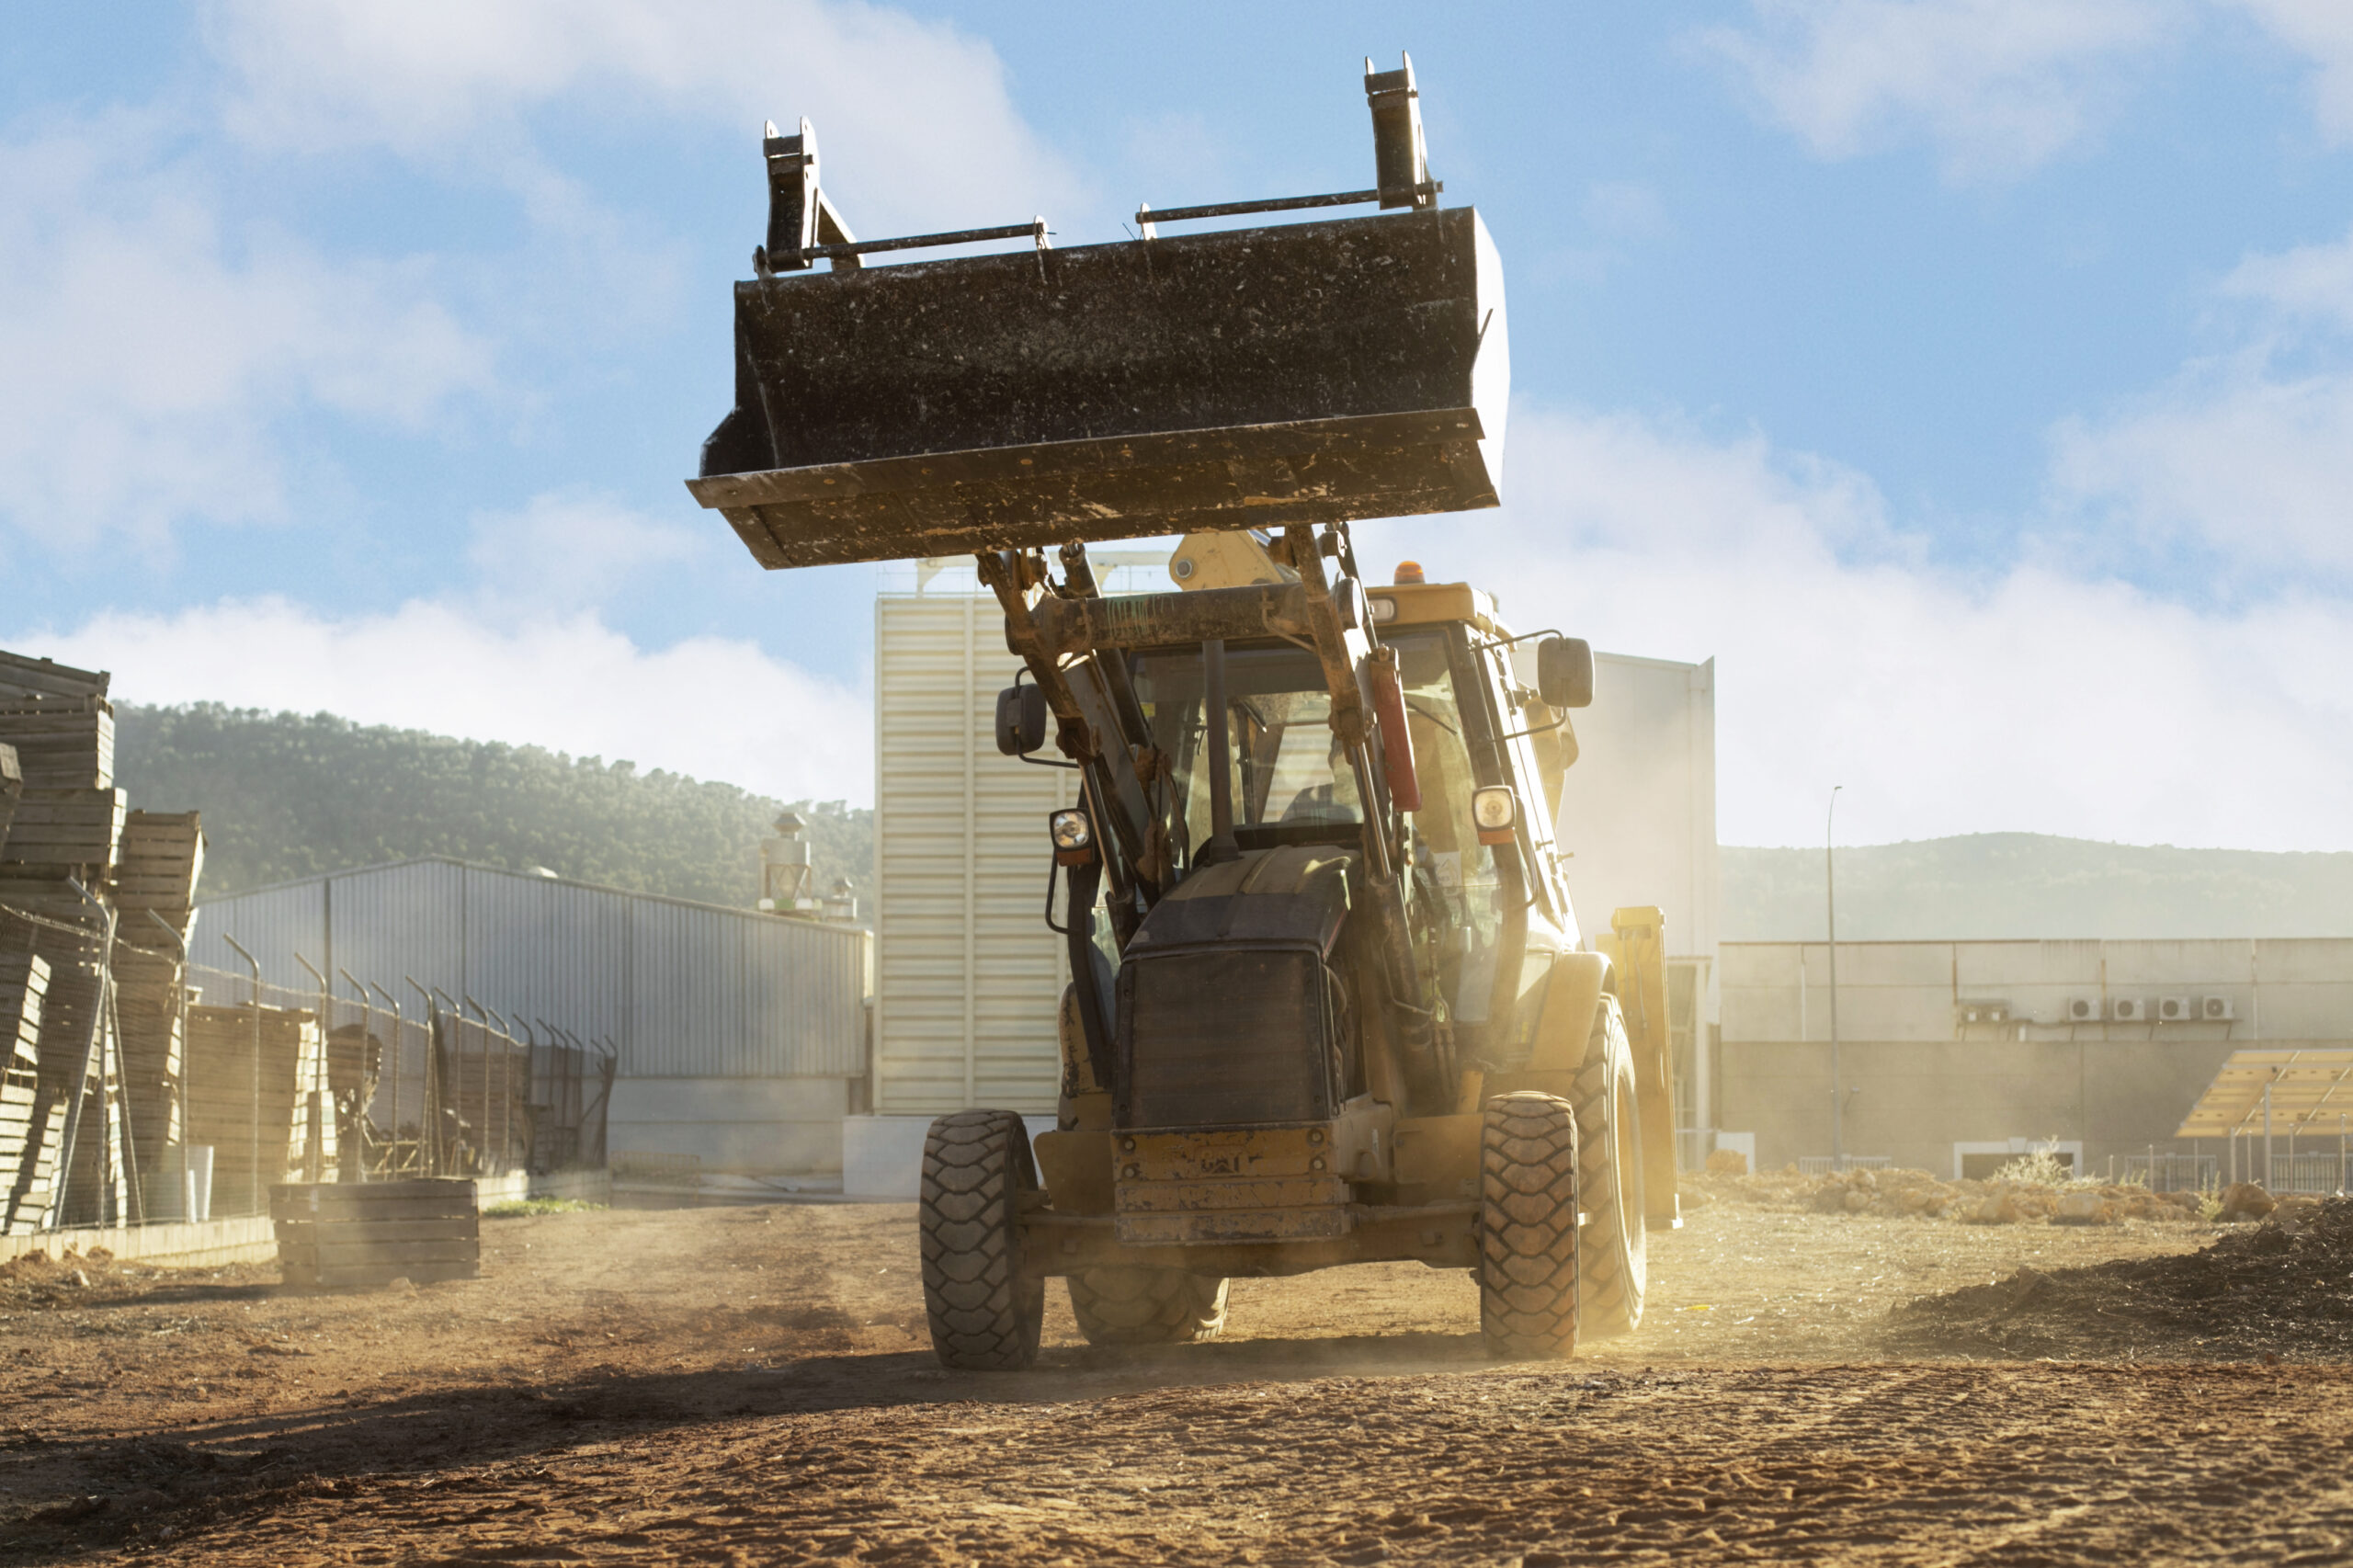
[687,55,1677,1366]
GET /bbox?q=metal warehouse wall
[873,591,1078,1117]
[191,859,870,1079]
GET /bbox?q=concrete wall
[843,1113,1057,1199]
[608,1076,853,1175]
[1718,937,2353,1174]
[1718,1036,2276,1175]
[1724,937,2353,1044]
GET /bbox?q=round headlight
[1472,786,1518,833]
[1049,808,1093,850]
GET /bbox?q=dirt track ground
[7,1196,2353,1564]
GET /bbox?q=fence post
[404,978,437,1177]
[142,911,192,1221]
[292,953,327,1183]
[369,983,404,1178]
[221,935,263,1218]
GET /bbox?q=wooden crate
[109,810,203,926]
[0,651,108,704]
[0,697,113,790]
[272,1179,480,1289]
[0,952,51,1233]
[0,787,126,879]
[185,1004,331,1211]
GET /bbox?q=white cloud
[2220,222,2353,332]
[1363,408,2353,851]
[205,0,1086,236]
[2050,222,2353,574]
[17,598,870,802]
[1698,0,2187,179]
[2233,0,2353,142]
[0,119,494,552]
[2051,366,2353,574]
[466,491,708,608]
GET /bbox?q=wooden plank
[278,1238,481,1265]
[0,651,108,702]
[281,1259,479,1289]
[276,1218,479,1245]
[268,1194,477,1222]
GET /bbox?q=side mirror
[995,684,1049,756]
[1536,636,1594,710]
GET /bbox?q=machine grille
[1120,949,1328,1128]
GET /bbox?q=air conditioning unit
[2111,997,2147,1022]
[2067,997,2103,1022]
[2202,995,2235,1021]
[1959,1001,2011,1026]
[2157,996,2194,1023]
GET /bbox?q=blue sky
[5,2,2352,848]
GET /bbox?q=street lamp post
[1827,785,1844,1173]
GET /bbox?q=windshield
[1131,644,1357,862]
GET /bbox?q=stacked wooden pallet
[272,1178,479,1289]
[0,650,124,1227]
[0,953,61,1235]
[184,1004,334,1215]
[110,811,204,1175]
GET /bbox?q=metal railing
[2119,1153,2222,1194]
[1798,1155,1893,1176]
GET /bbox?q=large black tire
[1067,1267,1229,1346]
[919,1110,1045,1370]
[1478,1090,1581,1360]
[1574,1000,1648,1339]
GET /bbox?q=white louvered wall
[873,592,1078,1117]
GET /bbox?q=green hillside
[1722,834,2353,942]
[110,707,2353,940]
[114,704,872,910]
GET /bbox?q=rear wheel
[1478,1090,1581,1360]
[918,1110,1044,1370]
[1574,1000,1648,1338]
[1067,1267,1229,1346]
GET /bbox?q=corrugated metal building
[871,589,1080,1120]
[193,858,871,1173]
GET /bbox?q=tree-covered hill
[110,706,2353,940]
[115,704,872,911]
[1722,833,2353,941]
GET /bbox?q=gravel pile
[1687,1163,2207,1225]
[1884,1194,2353,1360]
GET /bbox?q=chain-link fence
[4,893,614,1232]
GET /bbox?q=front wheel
[1478,1090,1581,1360]
[918,1110,1044,1370]
[1068,1267,1229,1346]
[1574,1000,1648,1338]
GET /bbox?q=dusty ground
[6,1192,2352,1564]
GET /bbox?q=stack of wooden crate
[0,742,17,846]
[0,652,125,1229]
[0,953,57,1235]
[272,1178,480,1289]
[183,1004,333,1216]
[110,810,204,1180]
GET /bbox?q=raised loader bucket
[688,207,1507,569]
